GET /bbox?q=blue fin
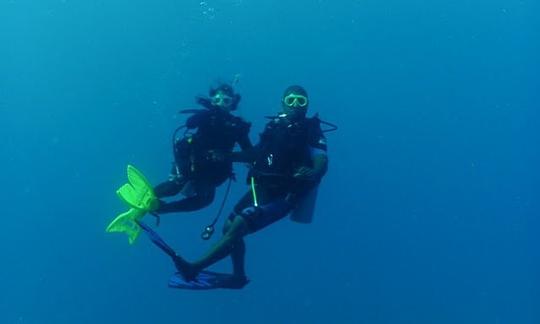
[138,220,249,289]
[169,271,249,290]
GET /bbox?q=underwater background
[1,0,538,323]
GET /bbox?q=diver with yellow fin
[106,83,252,244]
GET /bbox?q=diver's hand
[293,166,317,181]
[205,150,228,162]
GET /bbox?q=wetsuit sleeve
[230,119,272,163]
[229,146,259,163]
[237,120,253,151]
[310,153,328,179]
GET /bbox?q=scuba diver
[153,83,252,215]
[106,83,252,244]
[137,85,331,289]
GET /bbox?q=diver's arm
[237,121,253,151]
[310,152,328,179]
[295,120,329,181]
[229,122,265,163]
[293,149,328,182]
[286,150,328,204]
[237,134,253,152]
[229,146,259,163]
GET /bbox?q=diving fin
[106,208,146,244]
[169,271,249,290]
[117,165,159,212]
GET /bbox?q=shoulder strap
[310,114,338,133]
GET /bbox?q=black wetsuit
[230,115,328,232]
[155,108,252,214]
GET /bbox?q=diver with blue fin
[139,85,333,289]
[106,82,252,244]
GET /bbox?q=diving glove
[293,166,317,181]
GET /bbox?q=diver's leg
[175,189,289,281]
[157,187,215,214]
[154,179,183,198]
[224,191,254,277]
[154,165,187,198]
[223,218,246,278]
[180,198,291,280]
[231,238,246,277]
[194,216,249,270]
[175,215,249,281]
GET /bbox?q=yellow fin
[117,165,158,212]
[106,208,146,245]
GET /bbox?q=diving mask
[211,92,234,107]
[283,93,308,108]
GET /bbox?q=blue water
[2,1,539,323]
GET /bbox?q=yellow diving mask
[283,93,308,108]
[211,92,234,107]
